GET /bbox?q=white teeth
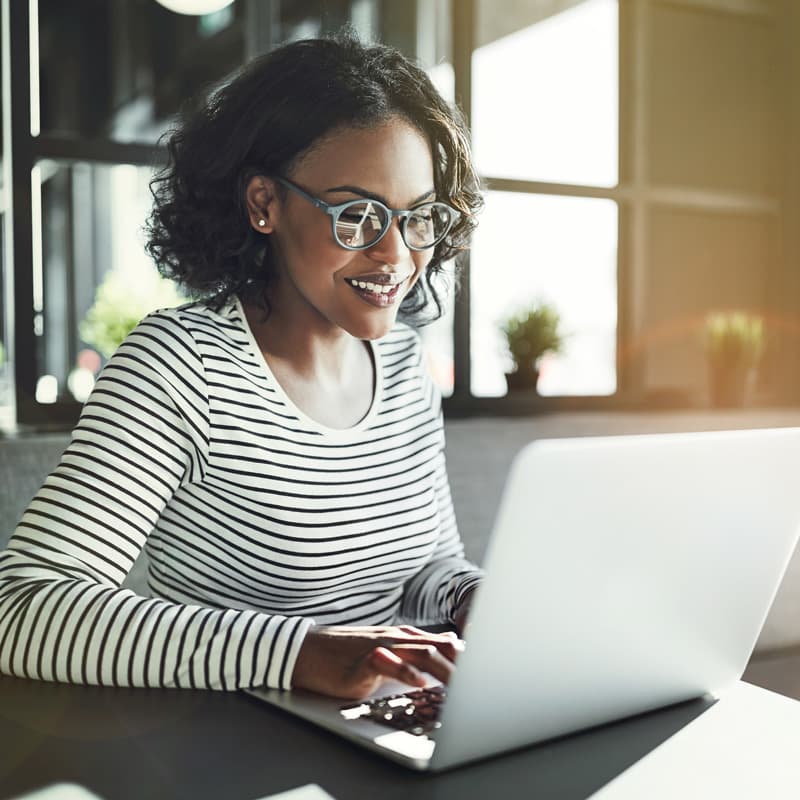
[347,277,405,294]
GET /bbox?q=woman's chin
[352,320,398,341]
[341,307,398,340]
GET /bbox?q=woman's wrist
[452,587,477,636]
[277,619,314,690]
[290,624,325,691]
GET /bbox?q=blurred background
[0,0,798,431]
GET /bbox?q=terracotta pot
[505,366,540,393]
[708,363,755,408]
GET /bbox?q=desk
[0,677,798,800]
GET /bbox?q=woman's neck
[243,299,361,381]
[241,297,376,429]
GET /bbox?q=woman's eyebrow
[324,185,436,207]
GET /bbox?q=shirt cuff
[278,615,315,691]
[447,572,484,623]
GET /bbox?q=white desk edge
[589,681,800,799]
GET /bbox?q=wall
[779,0,800,400]
[630,0,787,403]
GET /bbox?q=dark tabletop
[0,675,715,800]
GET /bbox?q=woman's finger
[397,625,431,636]
[412,633,464,663]
[389,642,456,685]
[383,628,464,663]
[367,646,427,688]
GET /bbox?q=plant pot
[708,362,755,408]
[505,366,540,393]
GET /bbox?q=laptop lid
[429,427,800,768]
[247,428,800,772]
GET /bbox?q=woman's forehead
[291,118,435,204]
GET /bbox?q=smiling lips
[345,274,410,307]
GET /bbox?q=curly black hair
[145,30,483,324]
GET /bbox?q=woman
[0,32,483,700]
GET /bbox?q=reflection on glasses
[276,177,459,251]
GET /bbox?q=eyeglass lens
[335,201,453,249]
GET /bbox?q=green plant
[501,303,563,372]
[704,311,765,368]
[80,269,187,359]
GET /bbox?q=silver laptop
[246,427,800,771]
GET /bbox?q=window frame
[3,0,166,428]
[443,0,629,418]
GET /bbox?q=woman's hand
[291,625,464,700]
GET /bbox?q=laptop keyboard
[339,685,447,736]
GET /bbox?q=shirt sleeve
[399,355,484,626]
[0,309,312,690]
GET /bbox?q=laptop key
[340,685,448,736]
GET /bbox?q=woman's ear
[245,176,280,234]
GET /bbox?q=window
[32,161,170,405]
[470,192,618,396]
[468,0,619,399]
[472,0,618,188]
[0,224,10,430]
[36,0,244,144]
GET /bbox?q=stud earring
[257,219,266,228]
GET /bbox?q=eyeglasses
[276,177,460,252]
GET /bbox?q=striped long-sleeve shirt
[0,298,482,691]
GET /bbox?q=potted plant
[80,269,186,359]
[704,310,765,408]
[501,303,563,392]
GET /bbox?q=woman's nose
[366,218,410,264]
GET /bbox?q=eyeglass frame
[274,176,460,252]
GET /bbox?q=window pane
[0,34,10,428]
[37,0,245,143]
[418,7,455,398]
[34,161,183,404]
[275,0,381,42]
[470,192,618,396]
[0,222,13,430]
[472,0,618,187]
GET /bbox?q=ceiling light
[155,0,235,15]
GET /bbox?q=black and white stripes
[0,298,481,691]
